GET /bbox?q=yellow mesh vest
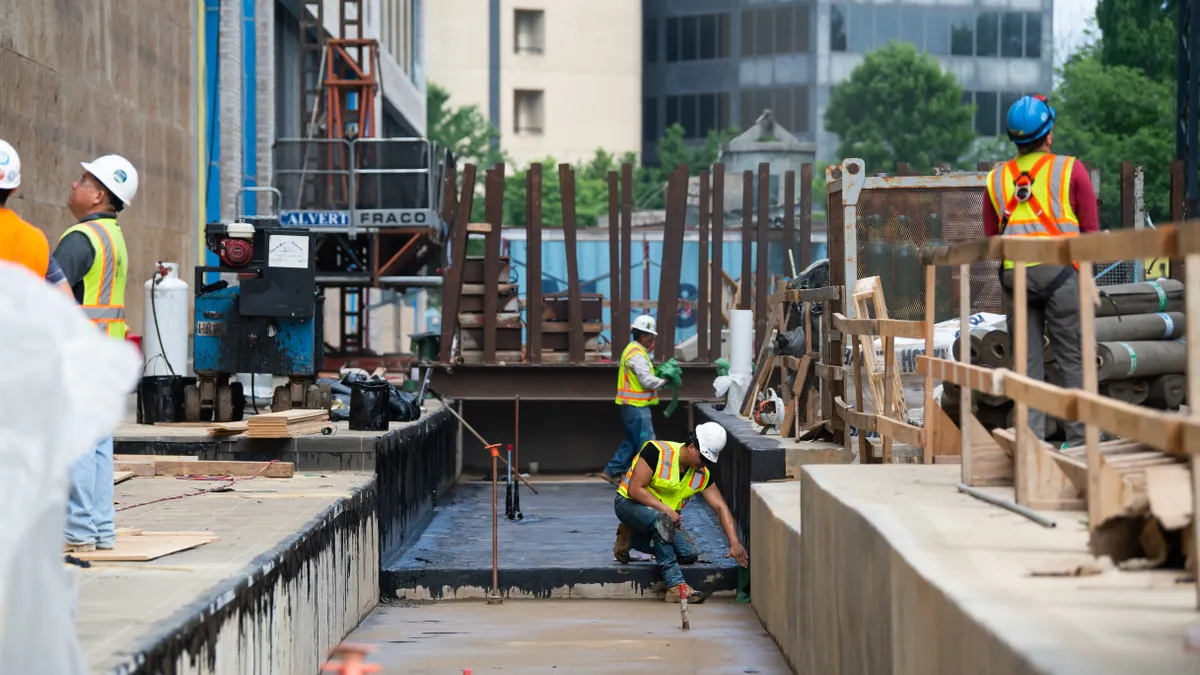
[615,341,659,407]
[60,218,128,339]
[985,152,1080,270]
[617,440,711,511]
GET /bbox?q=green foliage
[1094,0,1176,81]
[1050,52,1175,226]
[426,83,505,168]
[824,42,975,173]
[956,137,1011,171]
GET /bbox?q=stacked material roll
[1094,279,1184,317]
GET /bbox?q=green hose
[655,358,683,418]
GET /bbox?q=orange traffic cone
[321,643,382,675]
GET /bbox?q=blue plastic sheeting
[503,240,829,345]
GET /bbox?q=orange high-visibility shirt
[0,208,50,279]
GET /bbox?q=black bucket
[349,379,391,431]
[137,375,184,424]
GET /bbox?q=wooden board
[113,471,136,484]
[992,428,1083,510]
[114,459,294,478]
[73,530,220,562]
[850,277,908,421]
[246,409,330,439]
[208,421,249,437]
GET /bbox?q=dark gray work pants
[1001,265,1086,447]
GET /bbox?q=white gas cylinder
[143,262,190,376]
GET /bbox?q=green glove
[714,357,730,377]
[654,358,684,418]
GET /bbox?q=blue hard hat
[1006,95,1055,146]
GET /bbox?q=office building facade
[642,0,1054,165]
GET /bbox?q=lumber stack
[537,292,605,363]
[245,409,330,438]
[458,255,524,363]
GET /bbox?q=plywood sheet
[73,531,220,562]
[113,471,135,485]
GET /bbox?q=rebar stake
[680,595,690,630]
[488,443,503,605]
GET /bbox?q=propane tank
[143,262,190,376]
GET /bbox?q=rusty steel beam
[698,170,710,360]
[799,163,812,269]
[559,164,585,363]
[620,163,634,347]
[607,170,621,354]
[432,364,723,401]
[527,164,543,363]
[755,162,770,352]
[741,170,753,310]
[439,164,477,363]
[657,165,688,360]
[710,165,725,362]
[483,164,504,364]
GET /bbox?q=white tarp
[0,263,141,674]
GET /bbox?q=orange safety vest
[985,152,1080,270]
[615,341,659,407]
[0,208,50,280]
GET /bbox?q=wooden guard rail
[919,223,1200,608]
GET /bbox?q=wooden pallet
[74,530,220,562]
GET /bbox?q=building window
[976,12,999,57]
[950,12,974,56]
[901,8,922,48]
[974,91,999,136]
[775,5,794,53]
[514,89,544,135]
[875,5,899,47]
[926,11,950,55]
[666,13,731,63]
[742,5,811,56]
[1001,12,1023,58]
[644,97,658,142]
[739,86,810,134]
[644,18,657,64]
[1025,13,1042,58]
[830,6,847,52]
[849,4,872,53]
[514,9,545,54]
[664,92,732,139]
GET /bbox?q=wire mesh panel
[853,185,1000,321]
[273,138,353,212]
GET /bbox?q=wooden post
[710,165,725,362]
[882,334,895,463]
[607,170,621,356]
[657,166,688,361]
[698,170,710,360]
[559,164,585,363]
[482,164,504,364]
[621,163,634,343]
[959,263,972,482]
[923,266,936,464]
[1012,263,1032,503]
[741,170,753,311]
[853,332,867,462]
[783,170,796,275]
[799,163,812,270]
[439,164,477,363]
[527,164,543,363]
[1185,252,1200,608]
[755,163,770,354]
[1079,260,1101,525]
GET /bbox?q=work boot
[664,583,708,604]
[64,542,96,553]
[613,523,632,563]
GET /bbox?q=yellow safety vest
[60,217,128,339]
[617,440,711,512]
[985,152,1080,270]
[615,341,659,407]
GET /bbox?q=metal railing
[271,137,447,239]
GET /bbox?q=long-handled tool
[487,443,503,605]
[431,390,539,495]
[681,595,690,630]
[505,444,515,520]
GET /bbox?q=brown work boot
[664,583,708,604]
[613,523,632,563]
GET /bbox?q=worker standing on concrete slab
[0,139,73,295]
[613,422,749,603]
[599,315,668,485]
[985,95,1098,447]
[55,154,139,553]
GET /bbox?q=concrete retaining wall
[110,483,379,675]
[376,406,458,558]
[750,483,803,673]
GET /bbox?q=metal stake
[505,445,514,520]
[488,443,503,604]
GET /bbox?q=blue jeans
[65,436,116,547]
[604,405,655,477]
[614,494,698,589]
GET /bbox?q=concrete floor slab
[76,472,375,673]
[383,480,740,600]
[347,600,790,674]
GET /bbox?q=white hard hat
[631,314,657,336]
[695,422,727,463]
[82,154,138,206]
[0,139,22,189]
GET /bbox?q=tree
[824,42,975,173]
[426,83,505,168]
[1093,0,1176,81]
[1050,51,1175,226]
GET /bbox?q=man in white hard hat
[54,154,139,553]
[0,139,72,294]
[613,422,749,603]
[598,314,668,485]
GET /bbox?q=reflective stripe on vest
[61,217,128,339]
[986,153,1080,270]
[617,440,710,511]
[615,341,659,406]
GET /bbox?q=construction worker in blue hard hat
[597,314,668,486]
[983,95,1099,447]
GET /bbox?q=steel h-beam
[1180,0,1200,217]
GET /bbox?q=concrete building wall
[426,0,643,167]
[0,0,198,338]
